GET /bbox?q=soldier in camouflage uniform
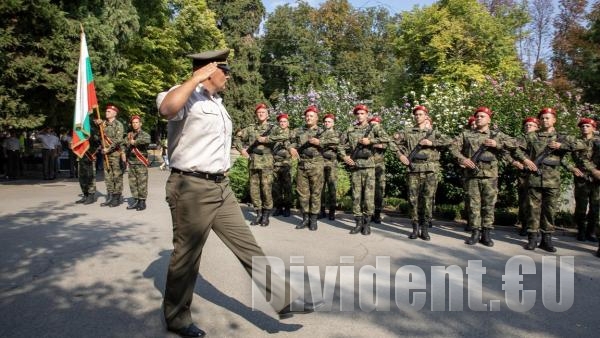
[95,104,125,207]
[319,113,340,221]
[508,117,540,236]
[75,124,100,205]
[368,116,389,224]
[569,117,599,242]
[394,105,451,240]
[234,103,278,226]
[271,113,293,217]
[518,107,580,252]
[288,105,325,231]
[341,104,389,235]
[463,115,477,232]
[125,115,151,211]
[583,128,600,257]
[451,107,522,247]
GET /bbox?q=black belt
[171,168,226,182]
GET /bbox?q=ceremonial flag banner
[71,29,98,158]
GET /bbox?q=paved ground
[1,167,600,338]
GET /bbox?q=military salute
[125,115,151,211]
[394,105,451,240]
[95,104,125,207]
[341,104,389,235]
[288,105,325,230]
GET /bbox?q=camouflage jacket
[339,123,389,168]
[288,125,324,169]
[451,128,520,179]
[319,127,340,165]
[234,122,277,170]
[394,126,451,173]
[126,129,151,165]
[271,127,292,167]
[102,119,125,156]
[520,130,580,188]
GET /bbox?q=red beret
[538,107,556,117]
[412,105,429,114]
[523,117,539,125]
[276,113,289,121]
[353,104,368,114]
[369,116,382,123]
[467,115,476,126]
[304,105,319,115]
[106,104,119,113]
[255,103,268,112]
[130,115,141,122]
[323,114,335,121]
[475,106,492,117]
[578,117,597,128]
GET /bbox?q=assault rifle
[469,129,499,172]
[531,134,565,176]
[350,123,375,161]
[297,127,327,155]
[247,123,275,154]
[407,128,434,170]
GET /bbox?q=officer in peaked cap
[187,49,231,73]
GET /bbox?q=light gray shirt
[37,133,60,150]
[156,84,232,173]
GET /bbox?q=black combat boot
[318,208,327,219]
[100,193,113,207]
[272,207,282,217]
[328,206,336,220]
[309,213,318,231]
[83,193,96,205]
[361,215,371,235]
[409,221,419,239]
[283,205,291,217]
[296,213,310,229]
[465,229,481,245]
[524,231,538,250]
[250,209,263,226]
[261,209,271,226]
[76,194,88,204]
[419,222,430,241]
[372,210,382,224]
[576,224,586,241]
[127,198,139,210]
[539,232,557,253]
[109,193,121,207]
[350,216,363,234]
[585,225,598,242]
[518,224,528,237]
[136,199,146,211]
[479,228,494,247]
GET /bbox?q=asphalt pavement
[1,167,599,338]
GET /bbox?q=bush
[229,156,250,202]
[435,204,463,222]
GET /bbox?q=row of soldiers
[74,104,151,211]
[235,102,600,256]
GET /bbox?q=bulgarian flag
[71,28,98,158]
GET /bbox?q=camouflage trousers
[408,172,437,224]
[573,178,600,235]
[128,164,148,199]
[249,168,273,209]
[321,163,337,210]
[104,153,123,194]
[374,163,386,211]
[527,187,559,233]
[296,163,324,214]
[78,156,96,195]
[350,167,375,217]
[465,177,497,230]
[517,174,529,225]
[272,165,292,208]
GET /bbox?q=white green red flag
[71,30,98,158]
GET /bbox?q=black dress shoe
[168,323,206,338]
[278,298,325,319]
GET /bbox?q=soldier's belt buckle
[214,175,225,183]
